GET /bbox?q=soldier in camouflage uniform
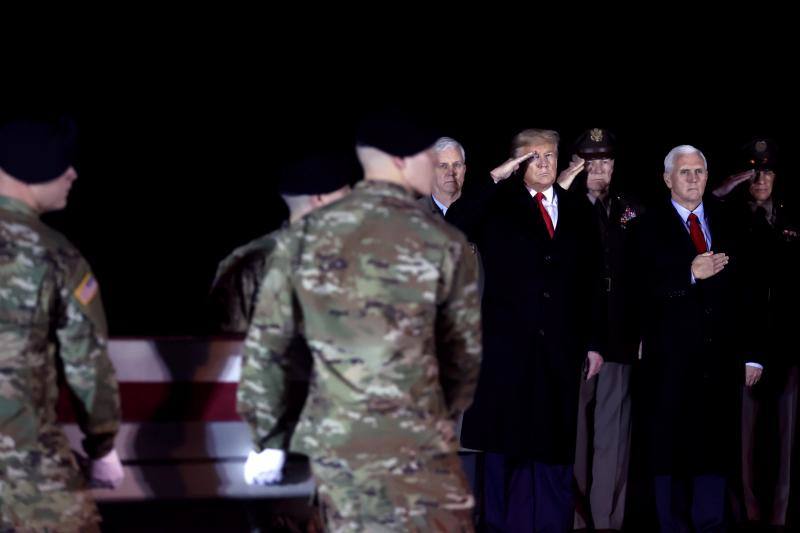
[0,119,122,532]
[208,152,355,335]
[237,112,482,532]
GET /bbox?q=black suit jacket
[448,176,607,463]
[418,194,444,216]
[630,197,763,475]
[419,194,486,296]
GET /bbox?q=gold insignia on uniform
[590,128,603,143]
[74,273,99,306]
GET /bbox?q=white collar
[528,185,557,204]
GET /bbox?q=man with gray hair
[629,144,764,532]
[420,136,484,508]
[420,136,483,294]
[420,136,467,216]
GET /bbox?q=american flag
[74,273,99,305]
[57,338,314,500]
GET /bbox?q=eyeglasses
[436,162,465,172]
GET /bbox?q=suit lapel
[664,201,699,261]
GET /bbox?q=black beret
[0,117,77,184]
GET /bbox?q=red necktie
[535,192,555,239]
[688,213,707,253]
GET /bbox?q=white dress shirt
[528,185,558,230]
[431,195,449,216]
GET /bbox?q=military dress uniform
[734,139,800,527]
[570,128,642,532]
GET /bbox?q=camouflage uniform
[208,234,278,334]
[0,196,120,532]
[237,180,482,532]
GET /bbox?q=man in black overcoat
[628,144,765,532]
[447,128,607,532]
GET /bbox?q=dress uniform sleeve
[236,235,299,451]
[56,257,120,459]
[435,239,482,419]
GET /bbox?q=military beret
[0,117,77,184]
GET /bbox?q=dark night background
[6,57,799,336]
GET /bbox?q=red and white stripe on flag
[57,338,245,422]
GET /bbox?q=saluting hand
[490,152,537,183]
[557,155,586,190]
[712,169,755,198]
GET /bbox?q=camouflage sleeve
[435,239,482,419]
[236,236,299,451]
[56,258,120,459]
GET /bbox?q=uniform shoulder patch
[73,272,99,306]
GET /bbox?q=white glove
[243,448,286,485]
[90,449,124,489]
